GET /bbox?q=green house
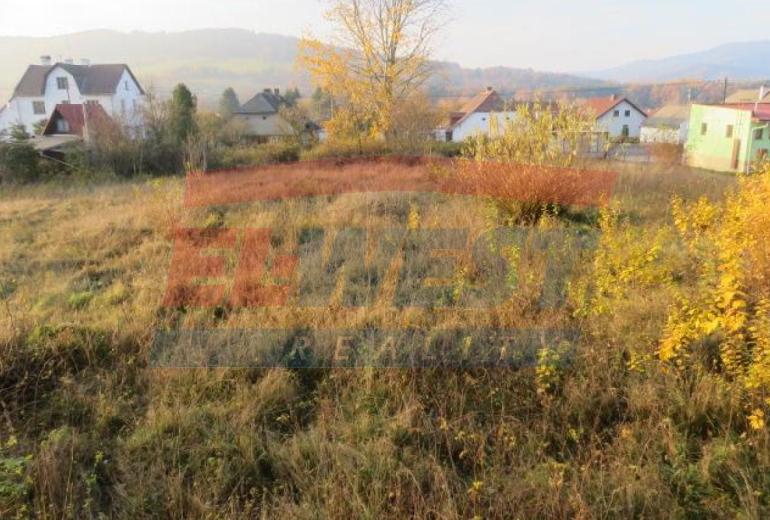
[686,103,770,173]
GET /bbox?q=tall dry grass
[4,160,766,519]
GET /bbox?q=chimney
[80,58,90,66]
[40,55,52,66]
[274,88,280,96]
[486,86,493,92]
[263,88,271,94]
[756,85,766,112]
[64,58,74,65]
[611,93,617,101]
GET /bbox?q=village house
[640,104,691,145]
[686,102,770,173]
[0,56,145,137]
[434,87,518,142]
[583,95,647,140]
[233,88,295,141]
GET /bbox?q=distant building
[434,87,519,142]
[0,56,145,136]
[640,105,690,144]
[725,87,770,104]
[686,103,770,173]
[583,95,647,140]
[234,88,294,141]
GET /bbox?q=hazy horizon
[2,0,770,73]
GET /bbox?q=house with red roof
[434,87,519,142]
[686,101,770,172]
[583,95,647,140]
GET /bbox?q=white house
[233,89,295,141]
[640,104,690,145]
[583,95,647,140]
[435,88,519,142]
[0,56,145,137]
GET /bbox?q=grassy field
[5,159,770,518]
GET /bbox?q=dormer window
[57,77,68,90]
[55,119,70,133]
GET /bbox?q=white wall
[451,111,517,142]
[640,123,689,145]
[595,100,646,139]
[107,69,144,127]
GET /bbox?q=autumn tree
[298,0,448,140]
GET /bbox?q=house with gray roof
[0,56,145,137]
[233,88,296,141]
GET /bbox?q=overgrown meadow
[3,156,770,518]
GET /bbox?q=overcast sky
[1,0,769,72]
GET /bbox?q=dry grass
[3,160,765,519]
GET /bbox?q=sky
[1,0,769,72]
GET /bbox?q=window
[125,81,129,91]
[55,119,70,133]
[625,110,631,117]
[120,99,126,115]
[32,101,45,114]
[758,149,768,160]
[56,77,68,90]
[755,128,764,140]
[726,125,734,138]
[701,123,708,135]
[613,110,620,117]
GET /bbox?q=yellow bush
[659,166,770,396]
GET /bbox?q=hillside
[590,40,770,82]
[0,29,610,105]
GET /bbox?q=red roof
[42,103,112,137]
[720,102,770,121]
[448,88,505,129]
[583,96,647,119]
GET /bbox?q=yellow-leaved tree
[298,0,447,141]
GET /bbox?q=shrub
[0,141,43,183]
[214,141,301,169]
[660,167,770,392]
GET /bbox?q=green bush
[0,142,44,183]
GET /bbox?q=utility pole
[723,77,728,104]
